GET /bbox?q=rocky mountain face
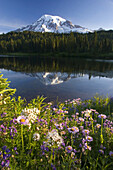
[16,14,92,33]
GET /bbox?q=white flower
[3,101,6,104]
[28,113,37,123]
[33,133,40,141]
[21,108,40,116]
[21,108,40,122]
[37,127,39,130]
[45,129,63,147]
[84,110,91,117]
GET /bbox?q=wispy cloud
[0,19,27,29]
[0,19,27,33]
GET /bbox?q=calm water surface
[0,56,113,102]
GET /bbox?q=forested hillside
[0,30,113,55]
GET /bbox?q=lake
[0,55,113,102]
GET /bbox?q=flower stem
[100,118,103,144]
[21,124,24,152]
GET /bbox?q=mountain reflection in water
[0,56,113,102]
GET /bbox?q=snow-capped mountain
[16,14,92,33]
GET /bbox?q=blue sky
[0,0,113,33]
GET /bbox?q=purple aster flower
[86,136,93,142]
[1,125,5,129]
[6,149,10,153]
[109,151,113,157]
[62,142,65,147]
[99,149,104,154]
[84,143,91,151]
[1,112,7,117]
[51,163,56,170]
[79,117,84,122]
[14,147,17,151]
[98,114,107,119]
[55,123,63,130]
[73,149,77,153]
[68,126,79,134]
[3,112,7,115]
[66,146,73,153]
[79,143,82,147]
[5,160,10,167]
[16,116,29,125]
[2,146,7,150]
[3,153,7,160]
[95,124,101,129]
[1,161,5,167]
[80,126,84,130]
[82,129,90,136]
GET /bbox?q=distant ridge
[16,14,93,33]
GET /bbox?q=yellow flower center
[71,128,75,131]
[68,147,72,150]
[20,119,25,122]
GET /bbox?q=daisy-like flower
[99,149,104,154]
[64,110,68,114]
[79,117,84,122]
[68,126,79,134]
[65,146,73,153]
[33,133,40,141]
[84,143,91,151]
[60,131,66,135]
[109,151,113,157]
[82,129,90,135]
[55,123,63,130]
[76,112,79,116]
[98,114,107,119]
[86,136,93,142]
[16,116,29,125]
[84,109,92,117]
[95,124,101,128]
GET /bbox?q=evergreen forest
[0,30,113,57]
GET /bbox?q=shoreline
[0,52,113,59]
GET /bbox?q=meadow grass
[0,73,113,169]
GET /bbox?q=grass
[0,74,113,169]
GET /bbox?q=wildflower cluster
[0,93,113,169]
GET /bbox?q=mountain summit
[16,14,92,33]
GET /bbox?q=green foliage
[0,73,16,114]
[1,30,113,56]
